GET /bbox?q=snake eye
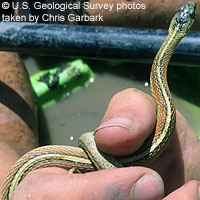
[179,5,185,12]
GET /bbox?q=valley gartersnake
[1,1,196,199]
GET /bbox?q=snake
[1,1,196,199]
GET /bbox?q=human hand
[94,88,200,195]
[10,167,199,200]
[11,88,200,199]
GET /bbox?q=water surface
[24,56,200,146]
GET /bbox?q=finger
[163,180,199,200]
[11,167,164,200]
[0,52,37,154]
[94,88,156,156]
[0,52,37,190]
[147,110,200,195]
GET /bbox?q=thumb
[11,167,164,200]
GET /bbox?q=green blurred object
[30,59,94,108]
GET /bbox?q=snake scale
[1,1,196,199]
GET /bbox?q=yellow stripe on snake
[1,1,196,199]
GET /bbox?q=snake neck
[150,26,183,107]
[118,28,183,166]
[150,26,182,90]
[148,27,183,160]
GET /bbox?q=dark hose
[0,22,199,67]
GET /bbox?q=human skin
[0,52,37,189]
[84,0,200,31]
[9,87,200,199]
[45,0,200,31]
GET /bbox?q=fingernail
[198,184,200,200]
[94,115,134,135]
[132,174,164,200]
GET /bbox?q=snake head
[169,1,196,36]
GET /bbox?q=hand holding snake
[1,1,200,199]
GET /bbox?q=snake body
[1,1,196,199]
